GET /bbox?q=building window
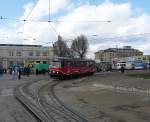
[143,57,146,60]
[16,52,21,56]
[9,61,14,66]
[36,61,40,63]
[9,51,13,56]
[17,61,23,66]
[43,52,47,56]
[36,52,40,56]
[29,52,33,56]
[43,61,47,64]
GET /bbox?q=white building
[0,44,53,69]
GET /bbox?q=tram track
[48,81,89,122]
[15,77,52,122]
[37,81,74,122]
[36,84,56,122]
[15,77,89,122]
[36,78,89,122]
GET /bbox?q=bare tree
[53,35,69,57]
[71,34,88,59]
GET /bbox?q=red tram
[49,58,96,80]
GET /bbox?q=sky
[0,0,150,58]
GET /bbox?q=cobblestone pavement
[0,73,49,122]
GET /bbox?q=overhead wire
[0,0,111,39]
[0,16,111,23]
[25,0,40,21]
[48,22,58,36]
[47,0,59,37]
[89,32,150,42]
[51,20,111,23]
[49,0,51,21]
[0,0,112,47]
[21,0,40,36]
[0,1,40,44]
[0,15,112,23]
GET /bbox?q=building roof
[0,44,42,47]
[95,46,143,53]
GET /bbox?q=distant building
[119,55,150,62]
[0,44,53,69]
[95,46,143,62]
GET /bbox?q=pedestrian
[36,69,38,75]
[121,65,125,74]
[10,68,12,74]
[0,69,3,76]
[24,67,27,76]
[12,70,17,80]
[26,66,30,76]
[18,68,22,80]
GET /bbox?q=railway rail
[15,78,50,122]
[15,78,89,122]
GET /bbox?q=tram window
[86,61,90,66]
[80,61,83,67]
[68,62,72,67]
[89,61,93,66]
[80,61,83,66]
[51,61,61,68]
[72,61,76,67]
[71,61,73,67]
[64,61,72,67]
[75,61,79,67]
[63,61,67,67]
[83,61,86,66]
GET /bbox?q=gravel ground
[54,70,150,122]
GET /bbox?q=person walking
[12,70,17,80]
[121,65,125,74]
[18,68,22,80]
